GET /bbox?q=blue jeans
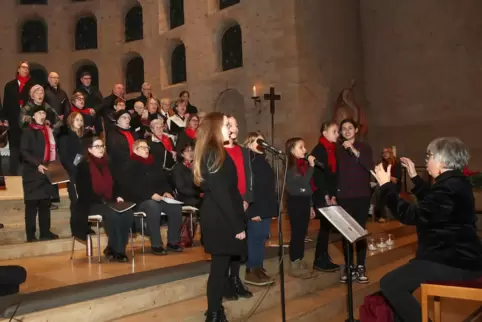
[246,218,271,269]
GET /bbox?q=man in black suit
[44,72,70,121]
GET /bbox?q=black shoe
[223,278,239,301]
[356,265,369,284]
[27,236,38,243]
[39,232,59,241]
[50,204,59,210]
[167,243,183,252]
[103,246,115,259]
[0,223,4,229]
[151,246,168,255]
[313,254,340,272]
[114,253,129,263]
[231,276,253,298]
[205,311,225,322]
[217,306,228,322]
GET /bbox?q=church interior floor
[1,219,401,295]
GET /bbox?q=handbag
[359,293,394,322]
[180,215,197,248]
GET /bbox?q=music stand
[319,206,369,322]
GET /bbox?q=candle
[252,85,257,97]
[392,145,397,157]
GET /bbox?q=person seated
[20,104,59,242]
[74,136,134,262]
[0,265,27,297]
[148,119,176,170]
[69,92,99,134]
[172,142,202,208]
[167,100,187,137]
[128,100,149,138]
[146,97,162,123]
[372,137,482,322]
[121,139,183,255]
[176,114,199,154]
[105,98,126,128]
[107,110,138,180]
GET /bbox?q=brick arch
[215,89,247,140]
[213,18,242,72]
[18,17,48,53]
[72,59,99,89]
[74,13,98,50]
[123,52,144,94]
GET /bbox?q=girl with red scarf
[310,122,340,272]
[20,105,59,242]
[74,136,134,262]
[175,114,199,154]
[285,137,318,279]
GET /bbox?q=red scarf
[118,129,135,155]
[296,159,317,192]
[185,128,196,139]
[71,106,91,115]
[154,133,173,152]
[29,123,55,162]
[131,152,154,165]
[17,75,30,107]
[183,160,193,169]
[319,136,337,173]
[88,154,113,200]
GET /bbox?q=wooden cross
[264,87,281,115]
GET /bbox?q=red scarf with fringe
[154,134,173,152]
[185,128,196,139]
[319,136,337,173]
[71,106,91,115]
[88,154,113,200]
[29,123,55,162]
[17,75,30,107]
[118,129,135,155]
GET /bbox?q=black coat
[311,142,338,206]
[148,137,176,170]
[20,126,55,201]
[246,152,277,219]
[380,170,482,271]
[175,130,195,154]
[57,126,82,181]
[200,151,247,256]
[120,155,173,204]
[172,162,201,207]
[107,127,138,181]
[74,85,103,113]
[1,78,37,147]
[44,85,70,118]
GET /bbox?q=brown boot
[245,268,275,286]
[289,259,317,279]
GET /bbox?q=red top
[225,145,246,197]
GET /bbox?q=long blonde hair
[193,112,226,186]
[243,131,264,148]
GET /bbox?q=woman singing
[193,112,246,322]
[372,137,482,322]
[310,122,340,272]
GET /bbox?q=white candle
[252,85,257,97]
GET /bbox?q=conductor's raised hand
[400,157,417,178]
[371,163,391,186]
[235,231,246,240]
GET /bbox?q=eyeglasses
[93,145,105,149]
[19,65,29,70]
[137,146,150,151]
[425,152,433,161]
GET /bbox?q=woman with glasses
[176,114,199,154]
[172,142,201,207]
[74,136,134,262]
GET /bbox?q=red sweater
[226,145,247,197]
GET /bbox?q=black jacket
[44,84,70,117]
[120,154,173,204]
[246,152,277,219]
[148,136,176,170]
[311,142,338,206]
[171,162,201,207]
[57,126,83,181]
[380,170,482,271]
[107,127,138,181]
[200,150,247,256]
[176,130,195,154]
[74,85,103,113]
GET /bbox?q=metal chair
[70,214,102,263]
[181,206,199,238]
[133,211,147,253]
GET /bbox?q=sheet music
[161,197,183,205]
[318,206,368,243]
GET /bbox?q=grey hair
[150,118,164,129]
[427,137,469,171]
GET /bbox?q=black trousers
[207,255,231,312]
[67,181,78,214]
[338,197,370,266]
[91,204,134,255]
[0,265,27,297]
[380,259,482,322]
[287,195,311,262]
[25,198,51,239]
[312,192,333,260]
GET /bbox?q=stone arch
[73,59,99,89]
[221,23,243,71]
[219,0,240,10]
[29,62,48,86]
[171,42,186,84]
[215,89,247,140]
[125,3,143,42]
[75,14,98,50]
[20,18,48,53]
[124,53,144,93]
[169,0,184,29]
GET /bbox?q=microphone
[256,139,284,155]
[340,137,354,156]
[304,154,324,169]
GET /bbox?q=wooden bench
[421,278,482,322]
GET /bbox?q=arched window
[30,64,48,86]
[125,5,143,42]
[219,0,239,10]
[75,16,97,50]
[171,43,186,84]
[20,0,47,4]
[169,0,184,29]
[221,24,243,71]
[20,20,48,53]
[75,64,99,89]
[125,56,144,93]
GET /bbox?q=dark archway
[215,89,247,139]
[75,63,99,89]
[20,0,47,4]
[221,24,243,71]
[219,0,239,10]
[125,56,144,93]
[169,0,184,29]
[30,63,48,86]
[20,20,48,53]
[171,43,186,84]
[75,16,97,50]
[125,4,143,42]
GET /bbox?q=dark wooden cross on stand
[263,87,281,147]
